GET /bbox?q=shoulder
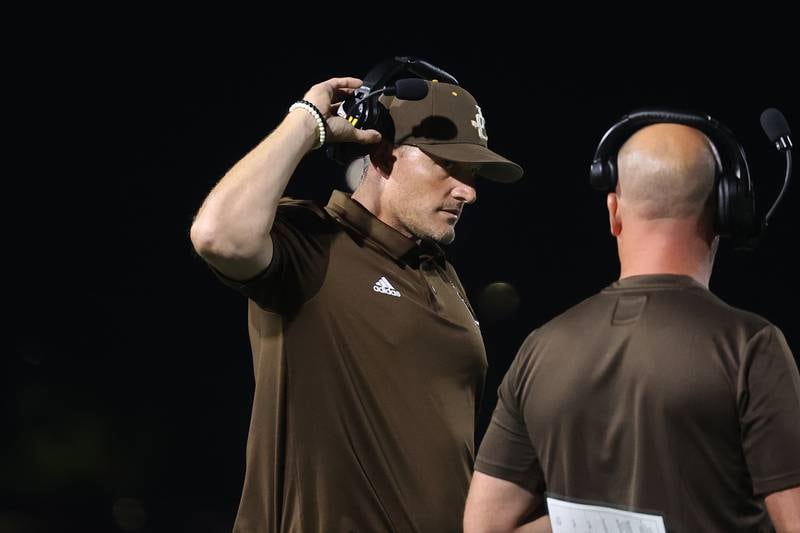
[277,197,331,221]
[274,197,338,235]
[685,288,775,336]
[536,289,609,334]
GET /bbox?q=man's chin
[408,221,455,246]
[431,228,456,246]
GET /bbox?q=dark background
[9,5,799,532]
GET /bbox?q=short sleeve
[211,198,335,314]
[738,324,800,495]
[475,332,546,496]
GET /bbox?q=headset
[589,109,757,248]
[326,56,459,165]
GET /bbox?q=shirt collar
[607,274,707,291]
[325,190,446,265]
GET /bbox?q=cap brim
[416,143,523,183]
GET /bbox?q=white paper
[547,496,666,533]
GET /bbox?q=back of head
[590,108,761,268]
[617,123,717,224]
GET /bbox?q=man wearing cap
[190,73,522,533]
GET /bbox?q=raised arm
[189,77,380,280]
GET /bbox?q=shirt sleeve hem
[753,470,800,496]
[474,459,540,495]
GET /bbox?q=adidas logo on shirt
[373,276,401,297]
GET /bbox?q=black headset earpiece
[589,109,757,248]
[326,56,459,166]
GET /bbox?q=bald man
[464,123,800,532]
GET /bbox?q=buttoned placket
[419,257,480,328]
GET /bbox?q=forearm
[515,516,551,532]
[190,108,318,263]
[464,514,550,533]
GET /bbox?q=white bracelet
[289,100,327,150]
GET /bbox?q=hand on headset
[300,77,383,146]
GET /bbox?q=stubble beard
[403,211,456,245]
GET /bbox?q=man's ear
[607,192,622,237]
[369,141,396,178]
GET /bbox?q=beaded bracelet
[289,99,327,150]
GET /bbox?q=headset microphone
[339,78,429,127]
[759,107,793,229]
[375,78,429,99]
[761,108,792,150]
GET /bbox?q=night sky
[9,5,799,532]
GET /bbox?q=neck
[617,219,716,288]
[351,175,412,238]
[351,183,378,214]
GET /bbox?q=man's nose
[452,181,477,204]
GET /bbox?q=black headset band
[360,56,458,94]
[593,109,750,188]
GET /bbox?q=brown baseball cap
[378,81,523,183]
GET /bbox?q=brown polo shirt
[475,274,800,532]
[217,190,487,532]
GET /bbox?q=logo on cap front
[471,105,488,141]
